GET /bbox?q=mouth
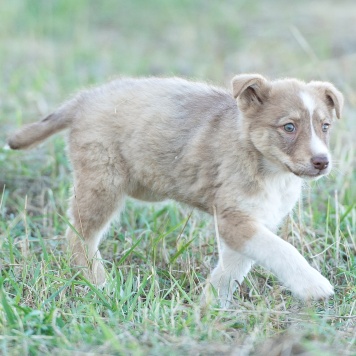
[284,164,327,179]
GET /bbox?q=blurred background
[1,0,356,112]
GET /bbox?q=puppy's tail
[7,99,77,150]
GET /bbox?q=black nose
[311,156,329,170]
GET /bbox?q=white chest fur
[237,173,302,231]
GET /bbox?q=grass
[0,0,355,355]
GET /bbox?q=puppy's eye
[284,123,296,133]
[322,123,330,132]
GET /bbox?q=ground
[0,1,355,355]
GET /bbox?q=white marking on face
[300,91,329,157]
[299,91,315,119]
[310,124,329,156]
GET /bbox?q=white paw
[201,281,235,309]
[289,267,334,300]
[72,254,106,286]
[89,259,107,286]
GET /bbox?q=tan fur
[8,75,343,303]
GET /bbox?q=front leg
[204,242,254,308]
[217,212,334,301]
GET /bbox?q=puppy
[8,74,343,306]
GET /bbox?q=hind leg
[66,174,125,285]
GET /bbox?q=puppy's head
[232,74,344,179]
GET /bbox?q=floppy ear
[308,81,344,119]
[231,74,269,106]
